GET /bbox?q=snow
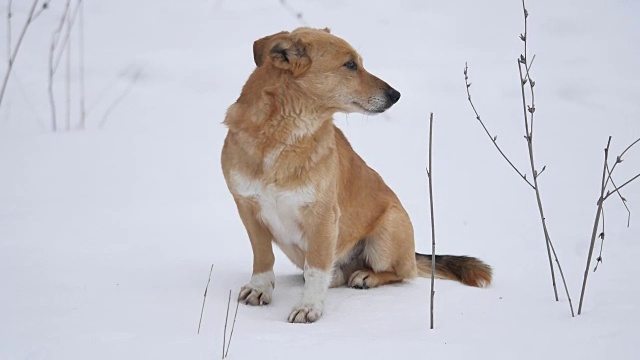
[2,0,639,359]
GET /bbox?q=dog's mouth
[350,101,386,114]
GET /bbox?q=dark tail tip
[416,253,492,287]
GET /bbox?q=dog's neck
[226,76,334,147]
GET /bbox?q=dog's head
[252,27,400,115]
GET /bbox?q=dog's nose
[385,88,401,104]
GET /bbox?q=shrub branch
[426,112,436,330]
[0,0,49,109]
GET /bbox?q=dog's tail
[415,253,492,288]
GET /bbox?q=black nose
[385,88,401,104]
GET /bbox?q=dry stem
[6,0,11,67]
[223,297,240,359]
[65,6,71,131]
[98,69,142,127]
[78,0,85,129]
[197,264,214,334]
[517,0,574,316]
[426,112,436,330]
[279,0,308,26]
[48,0,71,131]
[578,136,612,315]
[222,290,231,360]
[593,208,605,272]
[606,163,631,227]
[463,63,534,190]
[0,0,47,109]
[578,136,640,314]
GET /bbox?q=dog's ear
[253,31,289,67]
[268,37,311,77]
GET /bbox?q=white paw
[238,284,272,305]
[238,271,274,306]
[288,303,323,323]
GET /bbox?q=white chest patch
[231,171,315,249]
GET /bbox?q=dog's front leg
[234,197,276,306]
[288,204,339,323]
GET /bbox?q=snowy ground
[2,0,640,359]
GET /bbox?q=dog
[221,27,492,323]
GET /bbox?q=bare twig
[426,112,436,330]
[65,5,72,131]
[52,1,82,72]
[0,0,47,109]
[98,69,142,127]
[606,163,631,227]
[464,63,535,190]
[222,290,231,360]
[279,0,308,26]
[594,208,605,272]
[32,0,50,19]
[223,297,240,359]
[603,138,640,190]
[517,61,560,304]
[517,1,573,316]
[6,0,11,67]
[48,0,71,131]
[78,0,85,129]
[603,172,640,203]
[578,136,612,315]
[197,264,214,334]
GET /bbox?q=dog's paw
[238,284,272,306]
[288,303,323,323]
[348,269,378,289]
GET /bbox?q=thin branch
[98,69,142,128]
[518,59,561,305]
[222,290,231,360]
[603,137,640,191]
[65,5,72,131]
[223,297,240,359]
[78,0,85,129]
[197,264,214,335]
[464,63,535,190]
[546,235,575,316]
[535,165,546,179]
[606,163,631,227]
[578,136,612,315]
[0,0,44,109]
[52,0,81,73]
[48,0,71,132]
[594,209,605,272]
[603,172,640,203]
[32,0,50,19]
[7,0,11,67]
[426,112,436,330]
[279,0,308,26]
[518,1,574,315]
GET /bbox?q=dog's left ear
[268,37,311,77]
[253,31,289,67]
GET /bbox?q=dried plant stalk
[579,136,640,314]
[426,112,436,330]
[197,264,214,334]
[0,0,46,108]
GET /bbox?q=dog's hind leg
[347,205,418,289]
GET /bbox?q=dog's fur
[221,27,492,323]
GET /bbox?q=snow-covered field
[2,0,639,359]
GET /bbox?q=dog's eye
[343,60,358,71]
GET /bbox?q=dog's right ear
[253,31,289,67]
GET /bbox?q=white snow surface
[2,0,640,359]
